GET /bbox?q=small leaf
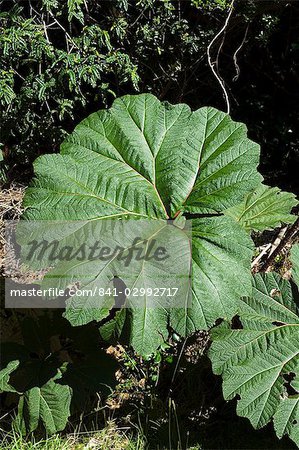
[291,244,299,287]
[0,360,19,392]
[224,185,297,231]
[274,396,299,446]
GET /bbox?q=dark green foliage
[0,309,117,435]
[3,0,298,188]
[0,0,140,174]
[1,0,211,174]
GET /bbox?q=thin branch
[269,226,288,256]
[12,68,25,81]
[44,100,55,123]
[131,7,148,28]
[251,243,271,270]
[28,0,33,18]
[167,337,188,400]
[48,11,79,53]
[215,29,226,73]
[83,0,89,13]
[260,218,299,272]
[42,13,51,44]
[207,0,235,114]
[233,23,249,82]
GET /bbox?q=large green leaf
[23,94,261,219]
[22,93,261,355]
[209,272,299,447]
[224,185,297,232]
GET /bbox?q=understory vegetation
[1,1,299,449]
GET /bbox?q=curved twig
[233,23,249,82]
[207,0,235,114]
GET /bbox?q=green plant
[22,92,263,356]
[291,244,299,285]
[209,256,299,447]
[2,0,292,186]
[0,429,75,450]
[0,311,117,435]
[191,0,231,9]
[225,185,296,232]
[2,93,298,440]
[0,1,140,176]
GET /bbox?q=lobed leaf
[23,94,261,220]
[22,93,261,356]
[209,272,299,447]
[224,185,297,232]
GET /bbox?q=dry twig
[260,218,299,272]
[207,0,235,114]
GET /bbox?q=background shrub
[0,0,298,193]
